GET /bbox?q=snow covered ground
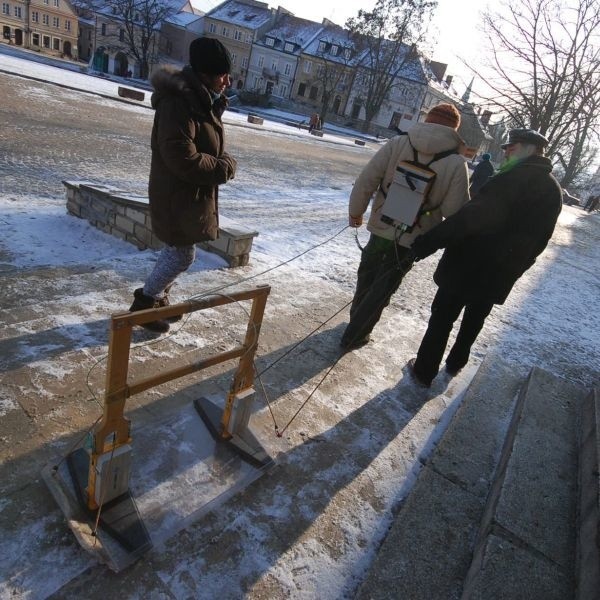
[0,49,599,599]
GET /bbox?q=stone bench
[247,114,264,125]
[63,181,258,267]
[285,120,309,130]
[117,86,145,101]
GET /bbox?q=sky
[1,53,599,597]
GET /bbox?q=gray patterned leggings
[143,244,196,299]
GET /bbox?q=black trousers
[413,287,494,385]
[341,234,414,346]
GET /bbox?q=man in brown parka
[129,37,237,332]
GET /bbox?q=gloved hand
[411,235,437,261]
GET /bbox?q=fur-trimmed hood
[150,65,212,115]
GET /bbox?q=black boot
[129,288,170,333]
[157,289,182,323]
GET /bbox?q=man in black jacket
[408,128,563,387]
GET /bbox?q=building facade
[1,0,79,59]
[247,13,323,101]
[291,21,358,122]
[204,0,276,90]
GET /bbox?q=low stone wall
[63,181,258,267]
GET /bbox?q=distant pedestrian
[469,153,494,196]
[408,128,562,387]
[128,37,237,333]
[586,195,599,213]
[308,113,320,133]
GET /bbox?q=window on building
[2,3,9,15]
[53,16,59,27]
[298,82,306,96]
[14,6,22,17]
[257,55,264,67]
[234,29,241,41]
[241,56,248,68]
[43,35,50,47]
[101,23,106,35]
[42,14,49,25]
[303,61,312,74]
[265,36,274,47]
[271,60,277,71]
[253,75,259,88]
[119,28,124,41]
[284,42,294,53]
[32,32,40,45]
[43,0,48,4]
[53,37,60,50]
[245,33,252,43]
[280,84,288,96]
[331,44,339,56]
[222,26,229,37]
[284,63,291,76]
[309,85,318,100]
[64,19,70,31]
[317,65,325,77]
[344,48,351,60]
[53,0,59,6]
[318,41,326,53]
[208,23,216,33]
[231,52,237,65]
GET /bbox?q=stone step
[462,367,586,599]
[577,387,600,600]
[355,355,524,600]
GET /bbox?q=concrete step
[462,367,586,600]
[355,355,524,600]
[355,361,587,600]
[577,388,600,600]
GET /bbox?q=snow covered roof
[256,14,323,54]
[207,0,273,29]
[301,23,360,65]
[190,0,220,14]
[165,10,203,26]
[356,41,427,84]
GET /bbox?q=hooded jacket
[148,66,236,246]
[412,154,563,304]
[348,122,470,248]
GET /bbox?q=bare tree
[310,33,355,126]
[345,0,437,130]
[473,0,600,185]
[99,0,177,79]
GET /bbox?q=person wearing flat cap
[341,103,470,351]
[407,127,562,387]
[129,37,237,332]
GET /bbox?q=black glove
[411,235,437,261]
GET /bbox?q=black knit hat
[189,37,232,75]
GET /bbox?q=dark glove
[411,235,437,261]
